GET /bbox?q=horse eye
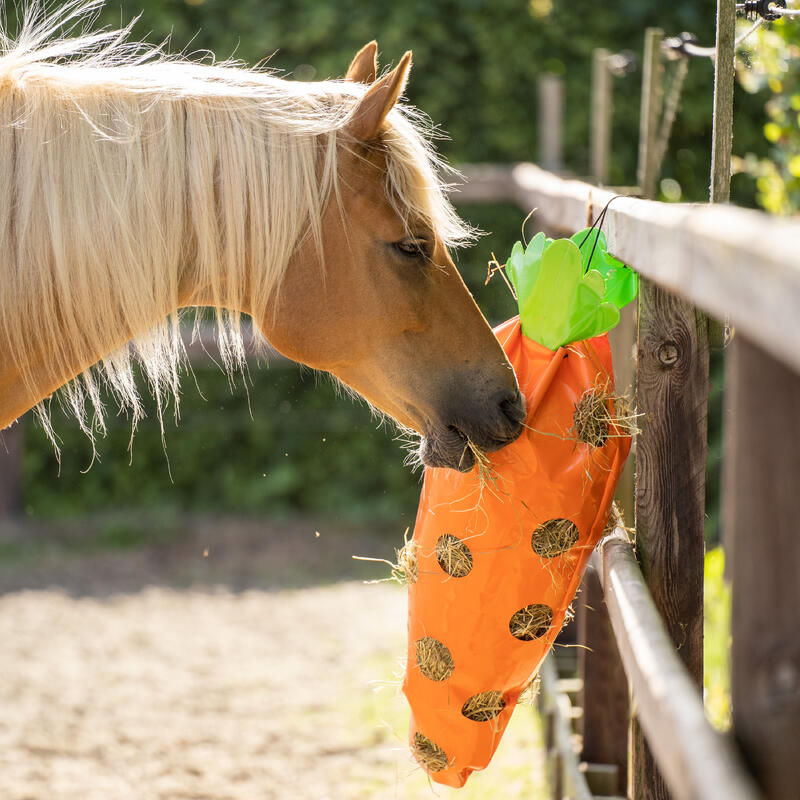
[393,238,430,259]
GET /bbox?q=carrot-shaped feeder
[403,227,637,787]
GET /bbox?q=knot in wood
[773,658,799,696]
[657,341,680,367]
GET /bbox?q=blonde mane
[0,0,471,444]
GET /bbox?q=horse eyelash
[393,238,432,259]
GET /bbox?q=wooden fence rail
[456,163,800,374]
[596,534,760,800]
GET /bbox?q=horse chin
[419,428,477,473]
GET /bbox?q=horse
[0,0,524,472]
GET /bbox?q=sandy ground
[0,518,546,800]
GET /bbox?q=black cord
[579,195,628,272]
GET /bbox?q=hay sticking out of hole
[572,388,640,448]
[415,636,455,681]
[396,537,418,585]
[412,732,449,773]
[531,518,580,558]
[461,690,506,721]
[517,676,541,706]
[573,390,610,447]
[603,501,623,537]
[351,528,417,586]
[509,603,553,641]
[435,534,473,578]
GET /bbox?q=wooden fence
[450,9,800,794]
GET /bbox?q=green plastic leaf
[506,225,638,349]
[570,227,638,310]
[521,239,582,350]
[581,268,605,298]
[505,240,526,296]
[604,267,638,309]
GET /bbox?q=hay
[395,537,418,585]
[509,603,553,641]
[435,534,473,578]
[351,528,417,585]
[415,636,455,681]
[516,676,541,706]
[603,501,623,537]
[412,732,449,773]
[531,518,580,558]
[573,390,610,447]
[461,690,506,721]
[572,388,640,448]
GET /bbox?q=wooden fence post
[577,42,632,798]
[710,0,736,206]
[631,26,709,800]
[724,340,800,799]
[636,29,664,200]
[590,48,612,185]
[538,74,564,173]
[578,564,628,795]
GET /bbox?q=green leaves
[505,228,638,350]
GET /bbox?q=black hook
[741,0,786,20]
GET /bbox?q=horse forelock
[0,1,471,445]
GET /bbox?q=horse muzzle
[419,389,526,472]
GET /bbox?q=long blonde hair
[0,0,472,444]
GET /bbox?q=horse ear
[346,41,378,84]
[346,51,412,141]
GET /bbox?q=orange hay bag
[403,317,631,787]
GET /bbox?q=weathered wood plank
[452,164,800,376]
[632,282,709,799]
[710,0,736,206]
[637,29,664,200]
[608,303,636,522]
[538,656,594,800]
[599,531,761,800]
[538,74,564,173]
[578,563,629,795]
[708,0,736,350]
[724,336,800,799]
[590,48,612,185]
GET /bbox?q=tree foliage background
[18,0,792,528]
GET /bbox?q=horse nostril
[498,391,526,427]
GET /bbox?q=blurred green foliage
[24,362,422,523]
[91,0,769,201]
[704,546,732,730]
[735,18,800,214]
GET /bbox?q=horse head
[260,45,525,472]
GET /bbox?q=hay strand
[461,690,506,721]
[573,390,610,447]
[412,732,449,773]
[517,676,541,706]
[435,534,473,578]
[415,637,455,682]
[572,388,640,448]
[531,518,580,558]
[396,536,418,585]
[351,528,417,585]
[509,603,553,641]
